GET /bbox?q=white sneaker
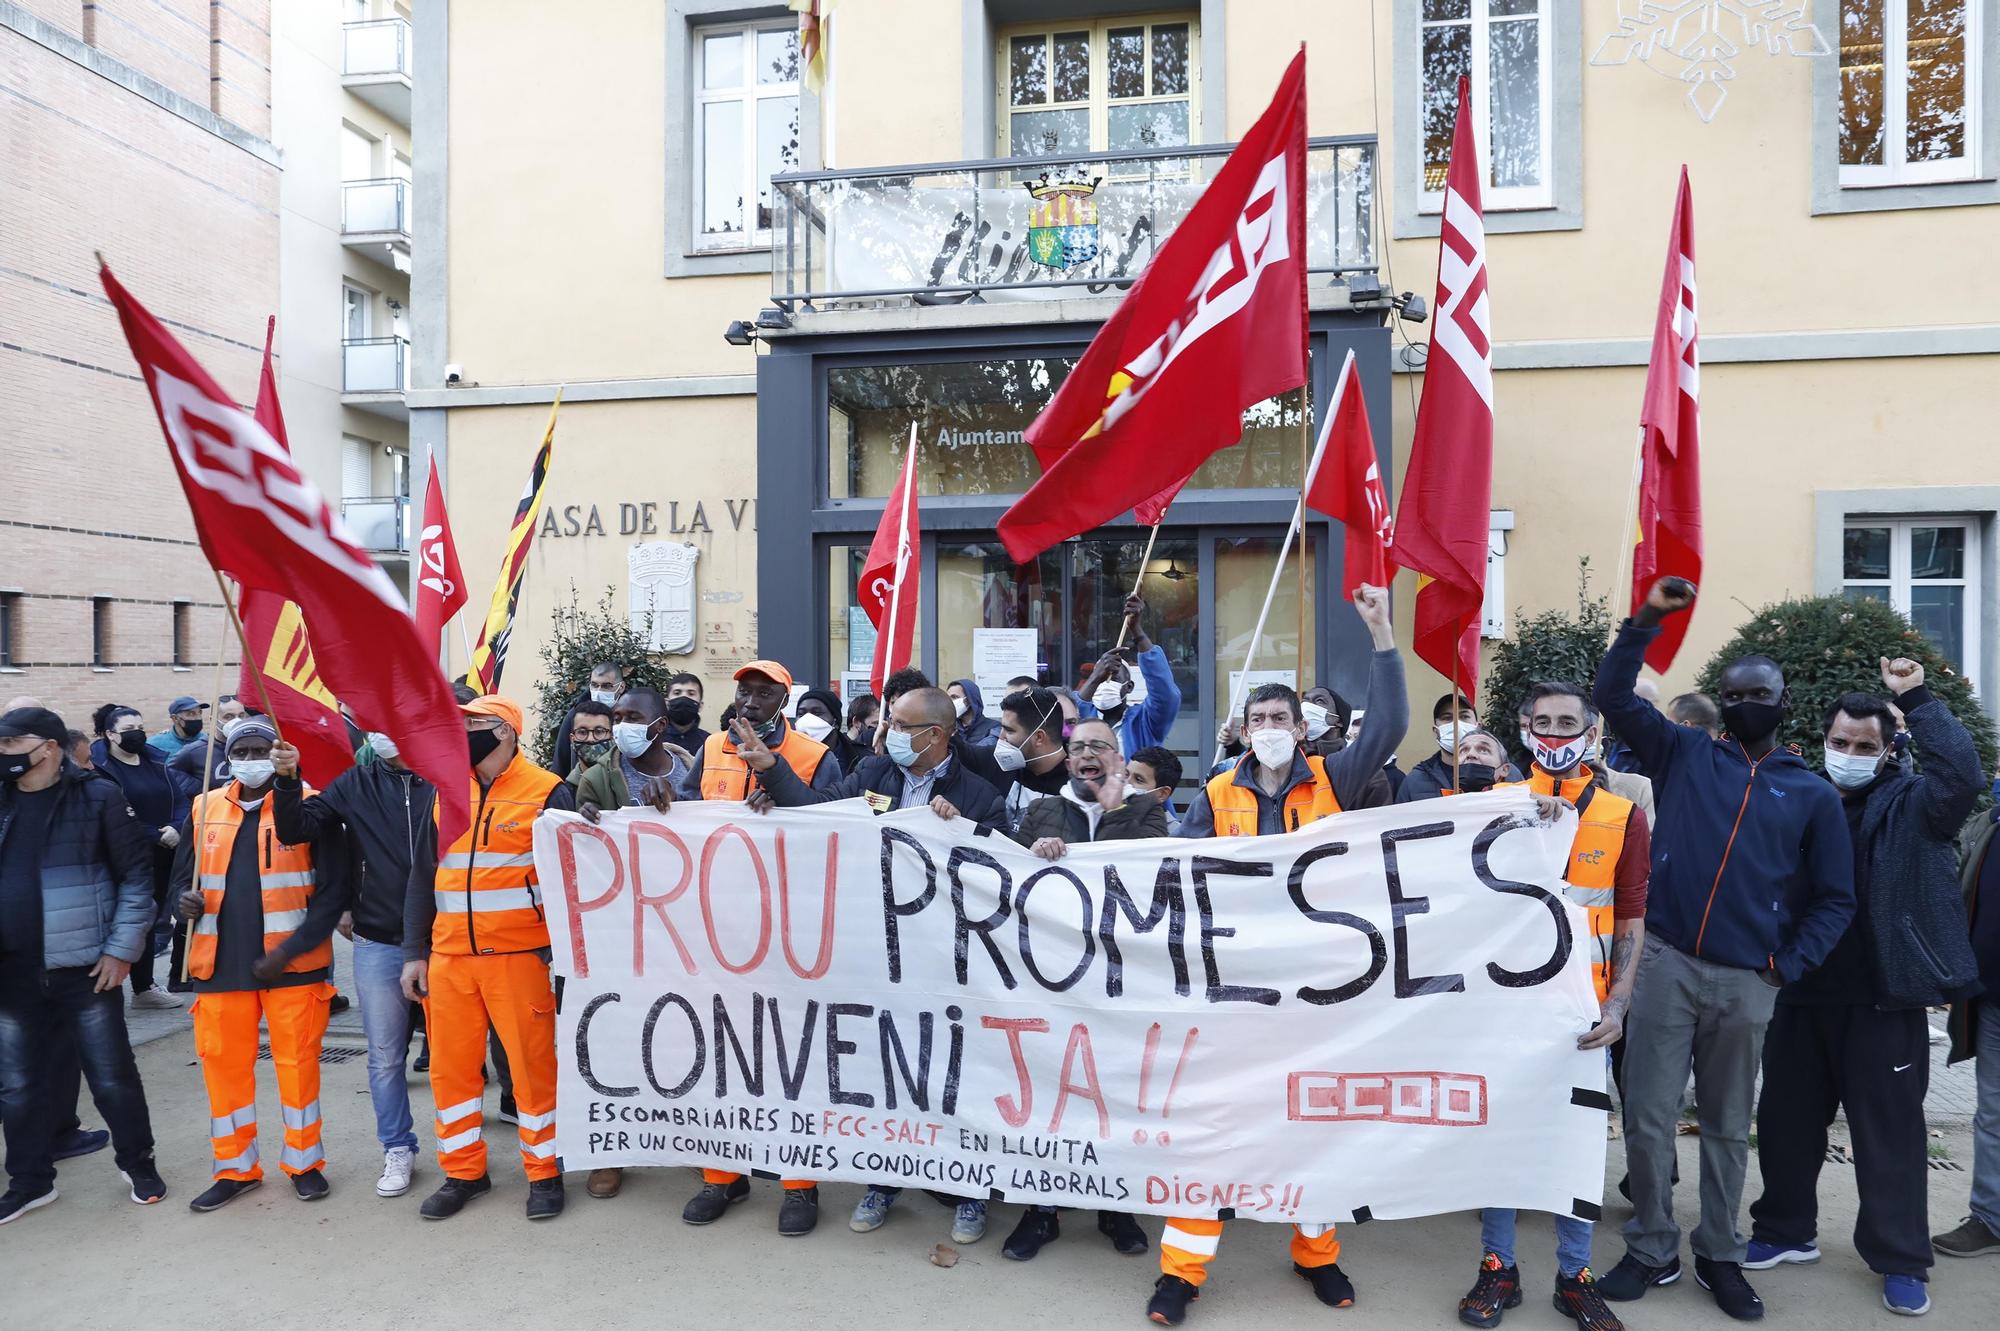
[376,1146,416,1198]
[131,985,183,1010]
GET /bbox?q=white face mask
[1436,719,1469,752]
[613,721,656,758]
[1532,731,1591,774]
[590,687,618,705]
[992,737,1027,772]
[952,696,969,719]
[230,758,275,788]
[1091,681,1126,712]
[368,732,400,761]
[1582,736,1602,764]
[1519,728,1535,753]
[1824,749,1882,790]
[1301,701,1332,741]
[1249,728,1297,768]
[794,713,834,743]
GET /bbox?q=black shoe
[419,1174,492,1220]
[1693,1257,1764,1321]
[1459,1253,1523,1327]
[189,1177,260,1213]
[328,992,350,1015]
[681,1177,751,1225]
[1099,1209,1149,1254]
[412,1041,429,1073]
[1554,1268,1624,1330]
[291,1168,329,1202]
[526,1177,565,1221]
[0,1187,57,1226]
[496,1094,519,1126]
[51,1128,109,1161]
[1295,1261,1356,1308]
[1597,1253,1680,1302]
[1003,1207,1060,1260]
[122,1162,167,1205]
[1148,1275,1199,1325]
[777,1186,819,1236]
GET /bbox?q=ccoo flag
[468,391,560,693]
[1304,349,1395,600]
[996,49,1308,562]
[859,425,920,695]
[1631,167,1702,671]
[414,453,468,651]
[1392,76,1494,700]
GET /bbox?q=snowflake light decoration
[1591,1,1830,123]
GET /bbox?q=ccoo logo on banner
[534,790,1610,1224]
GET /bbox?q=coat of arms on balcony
[1023,173,1101,271]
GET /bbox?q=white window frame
[1418,0,1556,213]
[995,14,1203,159]
[1842,515,1983,692]
[341,283,372,340]
[690,18,800,253]
[1839,0,1982,188]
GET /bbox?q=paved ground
[14,940,1996,1329]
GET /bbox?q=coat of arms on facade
[1023,173,1101,271]
[628,541,699,654]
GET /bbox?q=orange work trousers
[1159,1217,1341,1287]
[191,984,332,1181]
[702,1169,814,1190]
[425,951,558,1181]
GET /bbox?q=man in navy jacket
[1594,578,1855,1322]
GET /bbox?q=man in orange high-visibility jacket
[1458,679,1650,1331]
[677,659,843,1237]
[400,695,576,1223]
[172,717,351,1213]
[1149,585,1405,1327]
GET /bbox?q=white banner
[534,790,1609,1224]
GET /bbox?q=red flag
[1631,167,1702,671]
[102,265,471,848]
[1393,76,1494,700]
[414,454,468,650]
[1304,350,1394,599]
[997,49,1308,562]
[860,426,920,695]
[239,318,354,787]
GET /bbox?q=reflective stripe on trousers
[1159,1217,1340,1288]
[423,951,560,1181]
[190,985,333,1180]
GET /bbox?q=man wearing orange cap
[677,660,843,1236]
[399,695,576,1222]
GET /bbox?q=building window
[1840,0,1981,186]
[998,16,1199,159]
[343,284,372,340]
[0,593,17,668]
[692,19,800,251]
[172,602,192,667]
[1419,0,1554,211]
[91,598,111,668]
[1842,517,1983,687]
[343,435,377,500]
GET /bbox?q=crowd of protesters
[2,576,1996,1328]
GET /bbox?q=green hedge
[528,586,687,769]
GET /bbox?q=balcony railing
[342,336,408,394]
[342,495,409,554]
[343,18,411,77]
[342,178,410,238]
[771,134,1375,309]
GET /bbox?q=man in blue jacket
[1594,578,1856,1321]
[1077,595,1182,759]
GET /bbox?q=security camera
[444,364,463,384]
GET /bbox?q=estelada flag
[1631,167,1702,672]
[238,317,354,787]
[996,49,1308,562]
[1304,349,1394,599]
[468,391,560,693]
[103,265,471,848]
[414,453,468,650]
[789,0,829,94]
[1392,76,1494,700]
[859,424,920,695]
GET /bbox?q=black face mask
[1456,763,1499,794]
[118,730,150,755]
[666,698,700,728]
[177,718,203,739]
[1721,700,1786,745]
[0,748,39,783]
[466,729,503,767]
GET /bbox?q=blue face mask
[885,728,920,768]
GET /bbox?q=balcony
[770,135,1375,312]
[342,178,411,273]
[342,336,408,420]
[342,495,410,556]
[342,18,411,124]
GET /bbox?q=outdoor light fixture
[722,320,757,347]
[1344,272,1385,303]
[1158,557,1190,582]
[755,306,792,331]
[1392,292,1428,324]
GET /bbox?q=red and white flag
[1393,75,1495,700]
[1304,349,1394,599]
[1631,167,1702,671]
[997,49,1308,562]
[860,425,920,695]
[414,454,468,651]
[103,265,472,847]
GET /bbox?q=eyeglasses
[1066,739,1118,756]
[571,728,612,742]
[464,718,504,732]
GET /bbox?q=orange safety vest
[431,753,563,956]
[1203,753,1343,837]
[699,723,828,801]
[188,784,329,981]
[1500,766,1632,1002]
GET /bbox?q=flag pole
[215,570,285,737]
[1212,496,1304,770]
[451,611,474,676]
[879,421,918,687]
[1449,628,1463,795]
[1296,401,1310,684]
[1608,425,1647,647]
[1113,519,1164,651]
[179,576,237,983]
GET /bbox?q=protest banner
[534,789,1609,1225]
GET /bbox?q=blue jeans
[0,962,155,1194]
[1482,1208,1595,1279]
[350,938,417,1153]
[1972,998,2000,1234]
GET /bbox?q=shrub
[527,585,678,768]
[1693,593,1997,773]
[1481,558,1613,741]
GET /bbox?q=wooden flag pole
[1212,496,1305,770]
[1112,519,1164,651]
[178,575,239,983]
[1449,632,1463,796]
[216,569,285,734]
[1608,425,1648,647]
[1296,404,1310,684]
